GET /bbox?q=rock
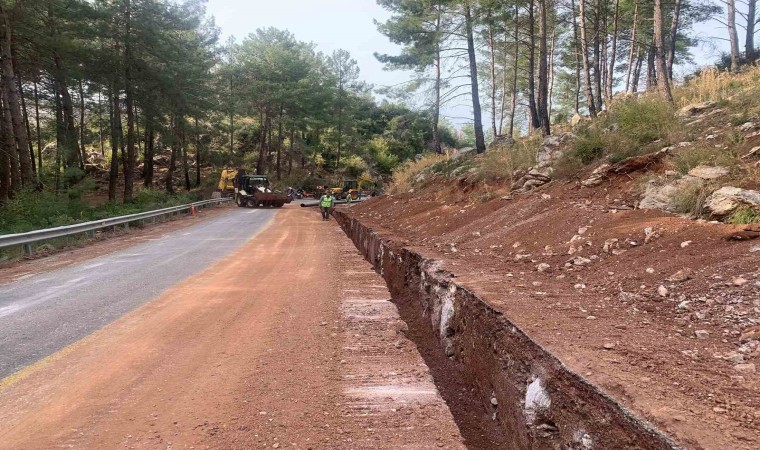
[536,132,576,168]
[688,165,729,180]
[602,238,619,253]
[694,330,709,339]
[603,343,616,350]
[586,316,596,320]
[619,291,642,302]
[712,407,727,413]
[677,101,716,118]
[740,326,760,342]
[724,352,745,364]
[570,113,584,127]
[677,300,690,310]
[646,267,655,274]
[751,245,760,253]
[488,135,515,150]
[732,277,748,286]
[570,256,592,266]
[574,283,586,289]
[743,146,760,159]
[680,241,692,248]
[536,263,551,273]
[578,226,589,235]
[738,122,756,132]
[704,186,760,217]
[644,227,661,243]
[668,269,693,282]
[639,176,704,212]
[581,164,611,187]
[490,396,499,406]
[734,363,756,373]
[657,285,669,297]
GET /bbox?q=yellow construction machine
[329,175,377,200]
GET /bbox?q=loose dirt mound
[344,177,759,449]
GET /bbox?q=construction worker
[319,190,335,221]
[345,192,353,205]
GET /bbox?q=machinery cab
[236,174,272,195]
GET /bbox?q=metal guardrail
[0,198,232,255]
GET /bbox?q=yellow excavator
[217,169,238,197]
[330,176,377,200]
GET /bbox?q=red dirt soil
[344,176,760,450]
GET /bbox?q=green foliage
[573,135,606,164]
[0,184,200,235]
[728,207,760,225]
[610,97,676,146]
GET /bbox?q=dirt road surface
[0,207,463,449]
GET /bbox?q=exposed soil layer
[0,207,463,449]
[335,178,759,450]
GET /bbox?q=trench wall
[335,211,683,450]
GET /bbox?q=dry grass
[672,181,712,218]
[677,64,760,106]
[478,136,540,184]
[388,153,448,194]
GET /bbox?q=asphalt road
[0,207,276,379]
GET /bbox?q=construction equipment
[233,173,291,208]
[217,169,239,197]
[330,176,377,200]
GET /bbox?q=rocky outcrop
[677,101,716,118]
[704,186,760,217]
[536,132,575,168]
[687,165,729,180]
[639,176,704,212]
[512,167,553,191]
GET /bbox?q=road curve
[0,207,276,379]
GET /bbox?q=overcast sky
[206,0,746,127]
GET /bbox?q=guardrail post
[124,222,129,231]
[87,230,95,239]
[23,243,32,256]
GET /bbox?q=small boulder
[536,132,576,168]
[704,186,760,217]
[677,101,716,118]
[688,165,729,180]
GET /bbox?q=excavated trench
[335,211,684,450]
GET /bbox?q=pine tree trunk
[625,0,639,93]
[654,0,673,101]
[1,83,16,199]
[592,0,603,110]
[607,0,620,101]
[0,6,33,186]
[487,18,498,137]
[257,110,267,175]
[276,106,283,180]
[727,0,741,72]
[433,2,443,153]
[509,5,520,136]
[288,128,294,176]
[123,0,136,202]
[571,0,581,113]
[229,77,234,155]
[166,115,176,194]
[195,117,201,187]
[108,90,120,201]
[578,0,597,116]
[78,79,87,168]
[33,79,42,170]
[526,0,540,132]
[144,120,154,188]
[54,84,63,192]
[632,46,643,93]
[182,124,190,191]
[646,38,656,90]
[537,0,551,136]
[666,0,682,80]
[464,3,486,152]
[52,55,80,170]
[747,0,757,61]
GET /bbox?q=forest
[0,0,757,231]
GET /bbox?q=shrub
[611,96,676,146]
[728,206,760,225]
[670,146,740,174]
[573,134,606,163]
[388,153,447,194]
[672,181,710,218]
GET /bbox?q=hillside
[342,68,760,449]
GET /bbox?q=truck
[233,173,291,208]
